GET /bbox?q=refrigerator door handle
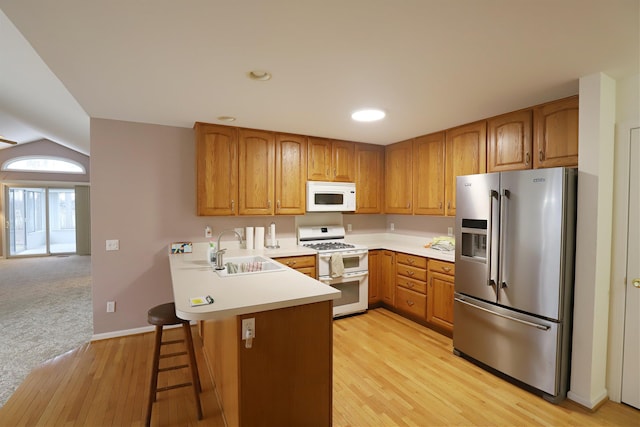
[455,297,551,331]
[487,190,499,287]
[499,189,510,289]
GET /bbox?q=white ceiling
[0,0,638,155]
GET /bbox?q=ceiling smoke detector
[248,70,272,81]
[351,109,386,122]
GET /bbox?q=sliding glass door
[6,186,76,256]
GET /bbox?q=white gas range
[298,225,368,317]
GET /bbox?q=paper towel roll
[254,227,265,249]
[245,227,254,250]
[270,223,276,247]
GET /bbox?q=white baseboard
[567,388,609,410]
[91,321,195,342]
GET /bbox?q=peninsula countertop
[169,245,340,321]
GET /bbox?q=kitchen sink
[214,255,287,277]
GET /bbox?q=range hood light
[351,108,386,122]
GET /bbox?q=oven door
[318,249,368,277]
[319,271,368,317]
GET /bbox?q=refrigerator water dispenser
[460,219,487,261]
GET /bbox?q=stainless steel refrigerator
[453,167,577,403]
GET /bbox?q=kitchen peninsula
[169,244,340,427]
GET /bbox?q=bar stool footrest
[156,382,193,393]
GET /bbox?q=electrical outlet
[205,226,212,238]
[106,239,119,251]
[390,223,395,231]
[448,227,453,237]
[242,318,255,339]
[347,223,352,232]
[107,301,116,312]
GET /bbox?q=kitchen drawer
[396,252,427,269]
[274,255,316,269]
[395,287,426,318]
[396,275,427,294]
[396,264,427,282]
[429,259,455,276]
[296,266,317,277]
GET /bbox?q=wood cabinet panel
[355,143,384,213]
[195,123,238,216]
[307,138,355,182]
[332,140,355,182]
[307,137,332,181]
[381,250,395,306]
[275,133,307,215]
[445,121,487,217]
[488,110,532,172]
[368,250,381,304]
[238,129,275,215]
[395,252,428,269]
[413,132,446,215]
[534,95,579,168]
[395,287,426,318]
[427,260,455,334]
[274,255,316,279]
[385,140,413,214]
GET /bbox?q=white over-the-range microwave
[306,181,356,212]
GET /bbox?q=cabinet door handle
[439,202,443,209]
[447,201,451,209]
[277,200,281,209]
[525,152,530,165]
[231,200,235,213]
[539,150,544,161]
[407,202,411,209]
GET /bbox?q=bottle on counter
[207,241,216,266]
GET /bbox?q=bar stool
[145,302,203,427]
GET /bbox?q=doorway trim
[607,121,639,403]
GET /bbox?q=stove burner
[303,242,355,251]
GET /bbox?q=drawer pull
[406,300,415,307]
[407,282,414,288]
[287,261,296,266]
[442,267,451,272]
[407,259,415,265]
[407,270,414,276]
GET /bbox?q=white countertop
[345,233,455,263]
[170,244,340,321]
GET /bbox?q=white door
[621,127,640,409]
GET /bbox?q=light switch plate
[242,317,255,339]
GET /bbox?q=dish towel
[330,252,344,278]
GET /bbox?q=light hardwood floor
[0,308,637,426]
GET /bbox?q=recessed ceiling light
[248,70,272,81]
[351,108,386,122]
[217,116,236,122]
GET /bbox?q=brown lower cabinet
[273,254,317,278]
[201,301,333,427]
[368,250,455,336]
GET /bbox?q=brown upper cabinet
[196,123,238,216]
[196,123,307,216]
[445,121,487,217]
[238,129,275,215]
[533,96,579,169]
[275,133,307,215]
[385,139,413,214]
[487,109,533,172]
[413,132,446,215]
[355,143,384,214]
[307,137,355,182]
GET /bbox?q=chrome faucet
[215,229,243,270]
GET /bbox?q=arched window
[1,156,85,174]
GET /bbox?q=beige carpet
[0,255,92,407]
